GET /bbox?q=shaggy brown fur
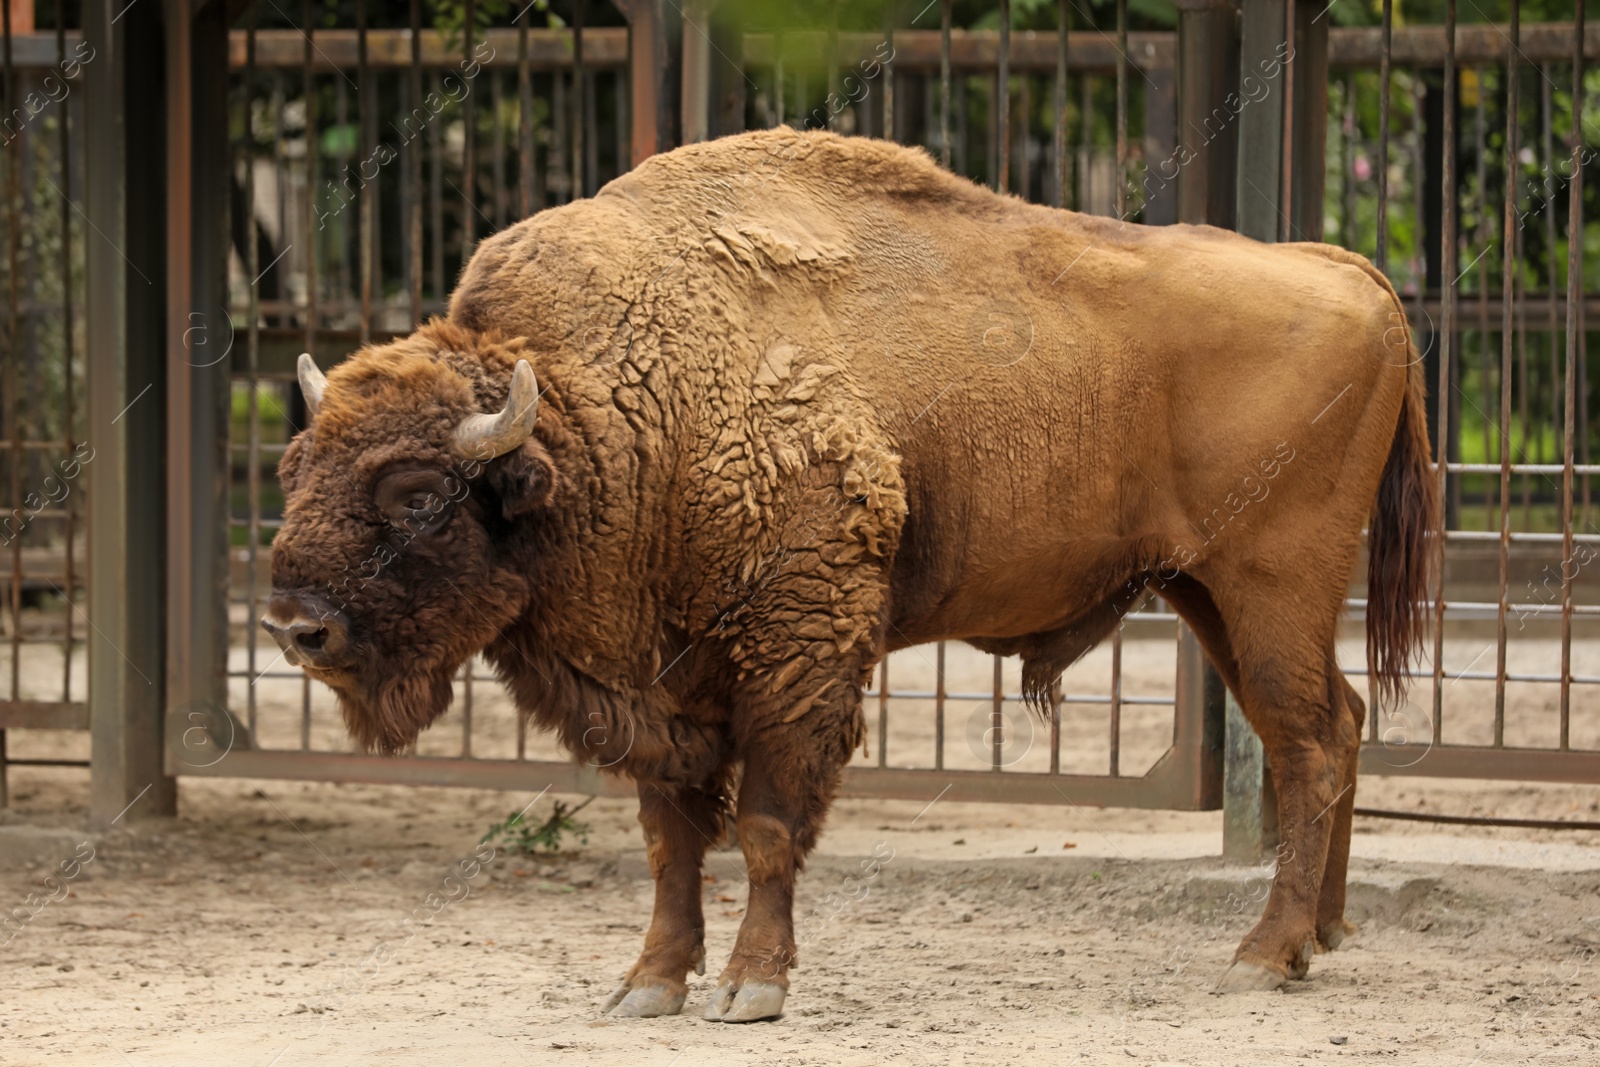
[268,128,1437,1017]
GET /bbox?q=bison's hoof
[1316,919,1357,953]
[1214,959,1287,994]
[602,977,686,1018]
[701,979,786,1022]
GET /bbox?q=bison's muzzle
[262,594,350,670]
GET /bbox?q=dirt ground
[4,627,1600,1065]
[2,763,1598,1067]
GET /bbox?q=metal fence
[0,1,1597,821]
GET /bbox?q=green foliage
[481,798,594,855]
[433,0,562,47]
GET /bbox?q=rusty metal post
[166,0,242,782]
[1184,0,1290,861]
[1174,0,1252,850]
[1221,0,1326,862]
[623,0,667,166]
[1222,0,1287,864]
[1222,0,1286,863]
[680,0,712,144]
[1286,0,1328,240]
[1236,0,1285,242]
[86,0,175,824]
[1175,0,1240,227]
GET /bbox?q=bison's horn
[453,359,540,460]
[297,353,328,417]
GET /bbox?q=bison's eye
[374,468,460,536]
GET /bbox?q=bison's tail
[1366,314,1440,711]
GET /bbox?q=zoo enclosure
[0,1,1596,842]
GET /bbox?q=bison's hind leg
[1314,674,1367,953]
[1156,572,1357,992]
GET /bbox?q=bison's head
[261,323,558,754]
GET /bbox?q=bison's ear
[483,440,556,520]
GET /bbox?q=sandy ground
[4,626,1600,1065]
[2,768,1598,1067]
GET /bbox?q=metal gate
[0,1,1595,826]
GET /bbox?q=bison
[264,128,1436,1021]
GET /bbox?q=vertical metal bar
[628,0,663,164]
[1279,0,1296,240]
[1114,0,1127,219]
[409,0,423,324]
[826,0,839,105]
[1415,72,1428,332]
[274,75,287,302]
[87,0,175,822]
[1560,0,1585,749]
[1476,67,1492,528]
[1183,1,1241,228]
[430,72,444,300]
[462,661,473,757]
[1583,296,1592,531]
[463,0,477,257]
[680,1,709,143]
[883,2,895,142]
[1517,213,1530,526]
[1224,0,1278,853]
[1375,0,1391,274]
[956,76,967,177]
[588,15,601,194]
[1054,0,1067,207]
[176,0,233,797]
[773,28,785,127]
[1543,69,1558,477]
[573,0,586,196]
[358,0,372,345]
[1109,626,1122,776]
[3,0,19,761]
[877,659,888,768]
[997,0,1010,193]
[246,18,261,740]
[492,72,506,228]
[300,0,317,751]
[1431,0,1456,745]
[334,75,350,311]
[1341,72,1355,247]
[56,5,75,704]
[1016,70,1029,202]
[552,69,569,201]
[1079,75,1091,211]
[988,70,998,187]
[303,0,317,363]
[939,1,951,168]
[934,640,946,770]
[991,655,1003,771]
[616,63,629,173]
[1493,1,1519,747]
[519,7,533,217]
[1,0,15,799]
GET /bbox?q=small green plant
[481,797,594,855]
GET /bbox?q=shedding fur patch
[738,814,794,883]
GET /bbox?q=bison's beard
[331,665,459,756]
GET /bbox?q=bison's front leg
[604,780,726,1017]
[703,682,860,1023]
